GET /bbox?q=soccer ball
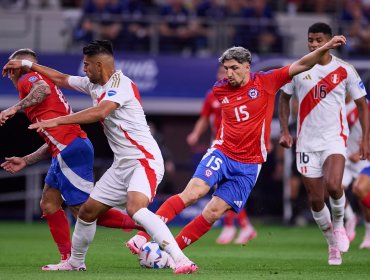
[138,241,173,269]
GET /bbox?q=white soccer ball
[138,241,172,269]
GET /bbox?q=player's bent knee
[78,205,99,222]
[39,200,59,215]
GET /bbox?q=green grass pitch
[1,221,370,280]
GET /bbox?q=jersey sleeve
[18,73,45,97]
[101,78,135,107]
[200,91,213,118]
[346,66,367,100]
[260,65,291,95]
[68,76,91,95]
[280,78,295,96]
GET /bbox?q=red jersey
[212,66,291,163]
[18,72,86,157]
[200,90,222,139]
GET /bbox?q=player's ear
[245,63,250,71]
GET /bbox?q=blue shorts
[360,166,370,177]
[45,137,94,206]
[193,148,261,213]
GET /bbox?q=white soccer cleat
[174,257,198,274]
[359,235,370,249]
[126,235,147,254]
[345,216,357,242]
[234,226,257,244]
[216,226,236,244]
[334,227,350,253]
[41,261,86,271]
[328,246,342,266]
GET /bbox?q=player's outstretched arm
[278,91,293,148]
[29,100,119,132]
[288,35,346,78]
[1,144,50,174]
[3,59,72,90]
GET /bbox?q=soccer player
[279,23,369,265]
[124,35,347,257]
[3,41,197,274]
[0,48,143,268]
[187,65,257,245]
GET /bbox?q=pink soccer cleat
[334,227,350,253]
[216,226,236,244]
[42,261,86,271]
[328,246,342,266]
[126,235,147,254]
[234,226,257,244]
[345,216,357,242]
[359,235,370,249]
[174,257,198,274]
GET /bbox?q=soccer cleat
[334,227,350,253]
[126,235,147,254]
[42,261,86,271]
[216,226,236,244]
[345,216,357,242]
[359,235,370,249]
[174,257,198,274]
[234,226,257,244]
[328,246,342,265]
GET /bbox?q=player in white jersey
[279,23,369,266]
[3,40,197,274]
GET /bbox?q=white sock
[312,205,335,246]
[329,193,346,229]
[344,203,355,221]
[68,218,97,267]
[365,221,370,236]
[133,208,185,262]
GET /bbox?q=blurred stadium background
[0,0,369,227]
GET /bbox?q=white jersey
[282,55,367,152]
[68,70,163,165]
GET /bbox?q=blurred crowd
[2,0,370,56]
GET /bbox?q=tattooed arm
[1,144,50,174]
[0,80,50,126]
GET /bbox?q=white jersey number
[234,105,249,122]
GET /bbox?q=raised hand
[325,35,346,50]
[0,107,18,126]
[1,157,27,174]
[28,118,59,132]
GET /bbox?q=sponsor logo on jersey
[28,76,37,83]
[303,74,312,80]
[205,169,213,177]
[359,81,365,90]
[221,97,229,104]
[248,88,258,99]
[234,201,243,208]
[331,74,340,84]
[107,90,117,96]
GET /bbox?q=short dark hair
[218,46,252,64]
[83,40,114,56]
[9,48,37,60]
[308,22,332,37]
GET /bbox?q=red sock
[97,209,143,231]
[237,209,249,228]
[44,208,71,261]
[175,214,212,249]
[361,192,370,208]
[137,194,186,241]
[224,210,236,226]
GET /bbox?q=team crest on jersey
[330,74,340,84]
[205,169,213,177]
[248,88,259,99]
[28,76,37,83]
[107,90,117,97]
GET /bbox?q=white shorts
[342,160,370,188]
[90,158,164,209]
[296,142,346,178]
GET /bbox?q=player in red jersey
[126,35,347,255]
[187,65,257,245]
[0,48,141,269]
[279,23,369,265]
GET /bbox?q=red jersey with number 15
[18,72,86,157]
[212,65,291,163]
